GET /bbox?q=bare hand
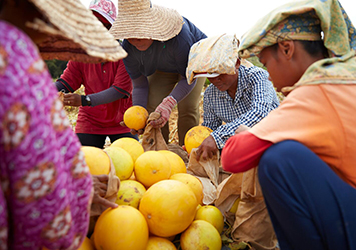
[120,121,145,135]
[91,175,118,209]
[196,135,218,161]
[63,93,81,107]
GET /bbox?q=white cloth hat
[186,34,254,84]
[193,73,220,78]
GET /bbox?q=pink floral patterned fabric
[89,0,117,24]
[0,21,93,250]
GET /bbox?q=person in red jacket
[56,0,137,148]
[221,0,356,249]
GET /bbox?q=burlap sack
[90,152,120,217]
[88,152,120,236]
[167,144,189,164]
[141,112,169,151]
[186,148,225,205]
[215,168,278,250]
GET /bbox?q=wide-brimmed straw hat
[27,0,127,63]
[109,0,183,41]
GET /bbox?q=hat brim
[194,73,220,78]
[91,9,115,25]
[110,4,183,41]
[28,0,127,63]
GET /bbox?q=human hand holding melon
[183,125,213,160]
[121,105,149,135]
[150,96,177,128]
[195,135,218,161]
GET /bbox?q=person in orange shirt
[221,0,356,249]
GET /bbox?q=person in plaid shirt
[186,34,279,161]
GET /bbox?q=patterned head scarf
[239,0,356,58]
[186,34,253,85]
[238,0,356,92]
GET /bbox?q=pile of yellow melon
[77,123,223,250]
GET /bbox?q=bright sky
[80,0,356,38]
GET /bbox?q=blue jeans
[258,140,356,250]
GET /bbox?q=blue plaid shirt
[202,65,279,149]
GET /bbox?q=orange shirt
[246,84,356,187]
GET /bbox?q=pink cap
[89,0,117,24]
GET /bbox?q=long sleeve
[131,75,149,107]
[204,66,279,149]
[221,131,273,173]
[169,77,196,103]
[202,90,223,131]
[57,61,84,92]
[88,60,132,106]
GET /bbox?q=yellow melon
[78,237,95,250]
[81,146,110,175]
[110,137,144,163]
[123,105,149,130]
[180,220,222,250]
[165,235,176,242]
[104,147,133,180]
[135,151,171,188]
[159,150,187,176]
[139,180,198,237]
[194,205,225,234]
[169,173,203,205]
[229,198,241,214]
[184,125,213,154]
[129,171,136,180]
[115,180,146,209]
[146,236,177,250]
[93,206,149,250]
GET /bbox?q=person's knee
[258,140,304,185]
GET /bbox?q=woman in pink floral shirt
[0,0,125,249]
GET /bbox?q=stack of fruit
[76,106,226,250]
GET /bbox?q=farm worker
[221,0,356,249]
[0,0,126,248]
[109,0,207,145]
[55,0,138,149]
[186,34,279,161]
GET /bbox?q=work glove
[150,96,177,128]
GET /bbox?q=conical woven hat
[27,0,127,63]
[110,0,183,41]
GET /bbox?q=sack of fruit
[215,168,278,250]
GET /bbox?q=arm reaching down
[221,131,273,173]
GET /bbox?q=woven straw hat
[27,0,127,63]
[109,0,183,41]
